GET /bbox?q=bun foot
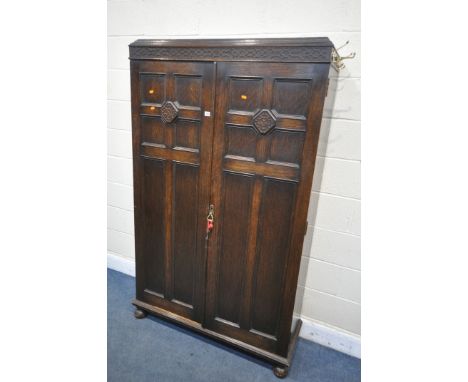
[134,308,147,319]
[273,365,289,378]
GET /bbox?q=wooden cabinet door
[130,61,215,323]
[204,62,329,355]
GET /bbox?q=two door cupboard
[129,38,334,378]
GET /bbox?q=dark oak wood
[129,38,333,378]
[204,61,329,358]
[273,318,303,378]
[129,37,333,63]
[131,60,215,325]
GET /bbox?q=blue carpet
[108,269,360,381]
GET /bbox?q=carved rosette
[253,109,277,134]
[160,101,179,123]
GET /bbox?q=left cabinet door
[130,61,215,323]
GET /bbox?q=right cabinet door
[204,62,329,356]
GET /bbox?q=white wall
[107,0,361,343]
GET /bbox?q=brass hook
[207,204,214,222]
[335,40,351,51]
[331,40,356,72]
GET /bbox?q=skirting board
[107,252,361,359]
[295,315,361,358]
[107,251,135,277]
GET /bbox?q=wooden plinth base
[133,298,302,378]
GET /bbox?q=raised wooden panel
[272,79,310,116]
[269,130,304,165]
[175,75,202,107]
[274,115,307,131]
[177,108,202,121]
[141,116,165,146]
[141,145,199,165]
[224,111,253,126]
[140,104,160,117]
[224,125,257,159]
[250,179,297,336]
[175,120,200,151]
[140,73,166,104]
[223,157,299,181]
[229,78,263,112]
[172,163,199,307]
[141,158,166,296]
[215,172,253,325]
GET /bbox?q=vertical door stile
[204,62,227,327]
[195,61,216,324]
[163,72,175,301]
[130,60,144,300]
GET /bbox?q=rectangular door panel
[205,61,330,356]
[215,172,253,326]
[131,60,215,323]
[172,162,199,308]
[140,158,165,297]
[250,178,297,337]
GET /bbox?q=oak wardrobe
[129,38,334,378]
